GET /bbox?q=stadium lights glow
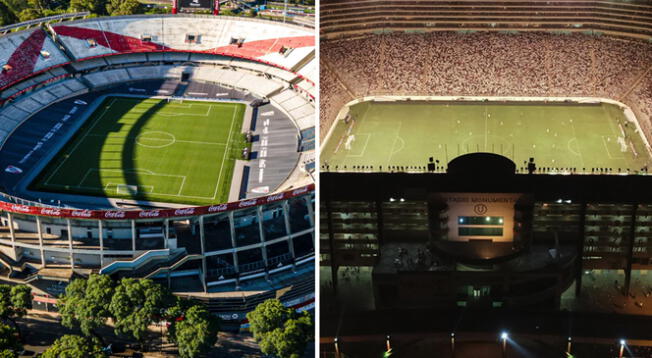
[501,332,509,340]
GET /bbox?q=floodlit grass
[321,101,652,173]
[32,96,248,206]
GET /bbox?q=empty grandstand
[0,14,315,330]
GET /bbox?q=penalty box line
[77,168,192,197]
[43,98,118,187]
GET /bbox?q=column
[7,213,15,251]
[575,202,587,297]
[36,217,45,267]
[67,219,74,269]
[305,196,315,248]
[98,220,104,267]
[625,204,637,295]
[164,219,169,249]
[229,212,239,274]
[257,206,268,269]
[282,201,296,261]
[131,220,136,252]
[199,216,207,292]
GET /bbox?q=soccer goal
[115,184,153,195]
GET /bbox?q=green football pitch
[32,96,248,206]
[321,101,652,173]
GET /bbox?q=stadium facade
[319,0,652,322]
[0,14,315,329]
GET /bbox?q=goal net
[116,184,141,195]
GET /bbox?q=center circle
[135,131,176,148]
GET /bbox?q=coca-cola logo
[266,193,285,202]
[238,199,257,208]
[104,211,126,219]
[40,208,61,216]
[208,204,228,212]
[10,205,30,213]
[139,210,161,218]
[292,187,309,196]
[174,208,195,216]
[71,210,93,218]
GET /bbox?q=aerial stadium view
[0,0,315,357]
[320,1,652,358]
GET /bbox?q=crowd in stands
[320,31,652,142]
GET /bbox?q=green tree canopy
[0,349,16,358]
[108,278,172,347]
[174,304,220,358]
[41,334,104,358]
[247,299,313,358]
[59,274,114,339]
[0,1,19,27]
[106,0,143,16]
[0,284,31,341]
[69,0,107,15]
[0,323,21,355]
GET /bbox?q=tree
[0,323,21,356]
[41,334,104,358]
[174,305,219,358]
[0,1,19,26]
[247,299,313,358]
[69,0,106,15]
[0,285,31,341]
[0,350,16,358]
[59,274,114,341]
[109,278,172,349]
[106,0,142,16]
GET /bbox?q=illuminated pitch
[322,100,652,173]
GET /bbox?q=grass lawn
[321,101,652,173]
[31,96,249,206]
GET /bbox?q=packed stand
[320,31,652,142]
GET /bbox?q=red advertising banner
[0,184,313,220]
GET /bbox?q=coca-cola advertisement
[0,184,314,220]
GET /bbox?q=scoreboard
[178,0,213,11]
[440,192,522,243]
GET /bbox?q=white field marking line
[44,98,118,186]
[112,183,155,195]
[601,136,625,160]
[177,176,187,196]
[484,105,488,151]
[86,133,228,146]
[386,122,403,166]
[78,168,93,186]
[567,138,581,157]
[212,105,238,200]
[345,133,371,158]
[568,117,585,168]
